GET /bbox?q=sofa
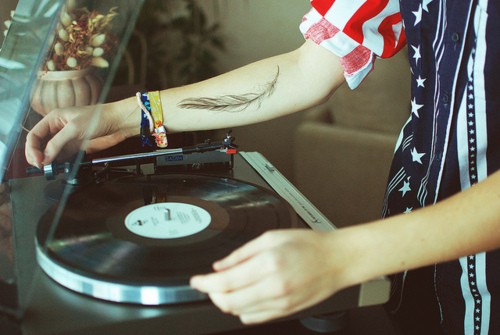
[293,49,411,228]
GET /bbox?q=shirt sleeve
[300,0,406,89]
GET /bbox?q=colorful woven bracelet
[136,92,154,147]
[147,91,168,148]
[136,91,168,148]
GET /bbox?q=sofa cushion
[329,49,411,135]
[293,119,397,227]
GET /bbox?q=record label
[124,202,211,239]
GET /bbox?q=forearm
[330,170,500,288]
[111,40,345,135]
[187,172,499,324]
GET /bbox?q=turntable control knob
[264,163,276,172]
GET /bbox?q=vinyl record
[36,174,298,305]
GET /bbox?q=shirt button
[451,32,460,42]
[443,93,450,103]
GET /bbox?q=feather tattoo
[178,66,280,113]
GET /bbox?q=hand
[190,229,353,325]
[25,103,136,168]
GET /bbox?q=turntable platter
[36,174,298,305]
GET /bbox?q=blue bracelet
[137,92,153,147]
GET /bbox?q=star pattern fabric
[301,0,500,333]
[384,1,500,334]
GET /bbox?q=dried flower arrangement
[1,10,14,49]
[44,5,118,72]
[3,11,14,37]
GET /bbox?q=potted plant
[31,2,118,116]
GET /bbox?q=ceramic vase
[31,68,103,116]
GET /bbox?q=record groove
[36,174,297,305]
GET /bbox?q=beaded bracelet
[136,91,168,148]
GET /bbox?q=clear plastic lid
[0,0,143,317]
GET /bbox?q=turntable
[0,1,390,334]
[32,136,303,306]
[6,137,390,335]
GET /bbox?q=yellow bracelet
[137,91,168,148]
[148,91,168,148]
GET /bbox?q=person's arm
[25,40,345,167]
[190,169,500,324]
[346,169,500,281]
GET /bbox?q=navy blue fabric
[383,1,500,334]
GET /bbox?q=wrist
[324,226,381,290]
[108,96,141,138]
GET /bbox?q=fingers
[25,104,124,167]
[41,122,81,164]
[24,139,44,169]
[213,293,292,325]
[203,271,331,325]
[190,230,340,325]
[208,272,296,312]
[238,309,287,325]
[212,232,277,271]
[204,268,323,325]
[191,231,300,295]
[194,265,296,324]
[190,232,305,324]
[25,108,95,166]
[25,120,51,168]
[25,112,71,166]
[190,232,283,293]
[191,251,269,294]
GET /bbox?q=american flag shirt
[300,0,500,334]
